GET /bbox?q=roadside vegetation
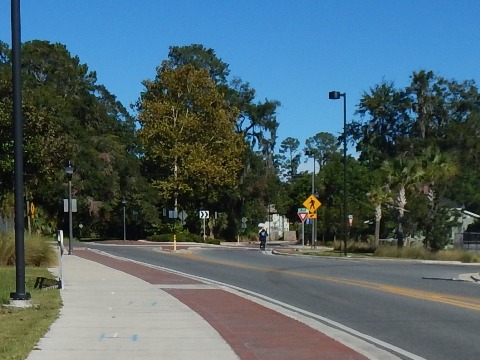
[0,232,57,267]
[0,232,61,360]
[1,41,479,248]
[373,245,480,262]
[292,241,480,263]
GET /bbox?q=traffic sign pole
[296,211,308,246]
[199,210,209,241]
[302,195,321,249]
[203,218,206,242]
[302,221,305,247]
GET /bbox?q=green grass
[0,266,62,360]
[0,233,60,360]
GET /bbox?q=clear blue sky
[1,1,479,156]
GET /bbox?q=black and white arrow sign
[199,210,210,219]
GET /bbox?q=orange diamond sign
[303,195,321,212]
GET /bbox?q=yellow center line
[171,252,480,311]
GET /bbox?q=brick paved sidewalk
[77,249,369,360]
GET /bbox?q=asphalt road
[85,243,480,360]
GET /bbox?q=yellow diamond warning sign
[303,195,321,213]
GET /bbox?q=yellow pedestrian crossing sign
[303,195,321,212]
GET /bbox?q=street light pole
[64,161,74,255]
[329,91,348,256]
[10,0,31,302]
[122,199,127,241]
[305,150,316,248]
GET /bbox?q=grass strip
[0,266,61,360]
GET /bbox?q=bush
[187,234,203,243]
[0,233,15,265]
[374,245,429,259]
[147,234,172,242]
[0,232,56,267]
[373,245,480,263]
[146,232,222,245]
[333,240,376,253]
[25,234,57,267]
[435,249,480,263]
[204,237,221,245]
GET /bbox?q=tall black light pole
[305,150,316,247]
[329,91,348,256]
[122,199,127,241]
[10,0,30,302]
[65,161,73,254]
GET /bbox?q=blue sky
[1,1,480,158]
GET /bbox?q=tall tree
[407,70,478,147]
[381,153,424,247]
[137,63,245,213]
[156,44,282,238]
[350,81,412,166]
[0,40,152,237]
[304,132,339,171]
[277,137,301,180]
[163,44,280,153]
[418,147,459,249]
[366,185,392,247]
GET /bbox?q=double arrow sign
[199,210,210,219]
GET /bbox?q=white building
[452,208,480,246]
[258,204,289,240]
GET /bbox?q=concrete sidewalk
[27,254,239,360]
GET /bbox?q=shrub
[204,237,221,245]
[0,232,15,265]
[401,246,429,259]
[435,249,480,263]
[146,232,222,245]
[333,240,375,253]
[374,245,429,259]
[147,233,199,242]
[147,234,171,242]
[242,229,260,242]
[0,232,56,267]
[349,241,376,253]
[188,234,203,243]
[373,245,480,262]
[25,234,57,267]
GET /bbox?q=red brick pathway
[76,249,367,360]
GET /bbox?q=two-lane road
[85,243,480,359]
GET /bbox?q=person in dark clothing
[258,227,268,250]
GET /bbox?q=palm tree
[381,153,424,247]
[366,185,393,247]
[419,147,459,249]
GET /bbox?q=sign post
[175,210,188,251]
[303,195,321,248]
[297,208,308,246]
[241,217,247,244]
[57,230,64,289]
[199,210,209,242]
